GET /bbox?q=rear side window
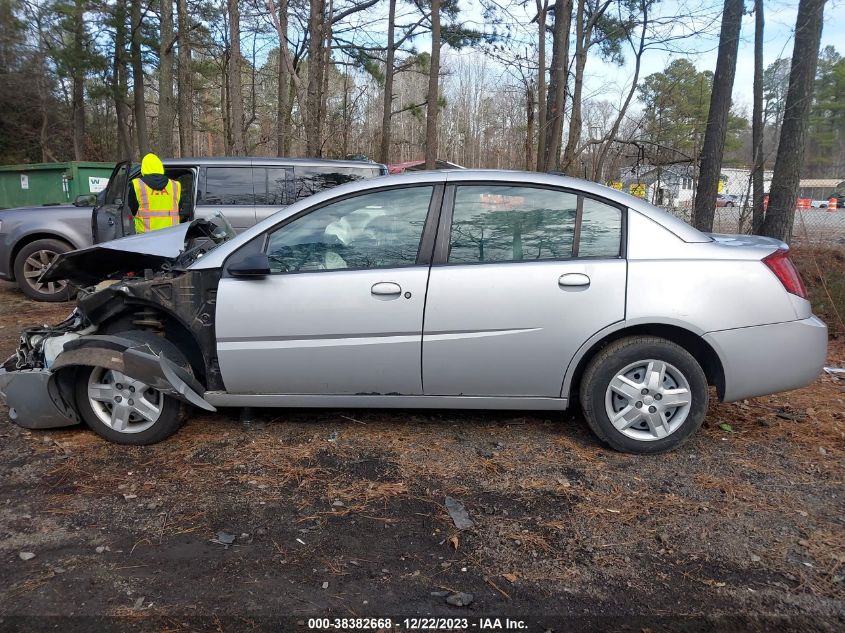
[293,166,380,201]
[201,167,253,205]
[447,185,623,263]
[448,185,578,264]
[254,167,293,206]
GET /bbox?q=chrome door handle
[371,282,402,296]
[558,273,591,287]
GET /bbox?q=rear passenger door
[422,184,627,398]
[194,166,256,230]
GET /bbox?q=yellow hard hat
[141,153,164,176]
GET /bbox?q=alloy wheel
[22,250,67,295]
[87,368,163,433]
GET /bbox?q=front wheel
[579,336,709,454]
[73,332,191,444]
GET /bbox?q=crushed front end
[0,218,229,430]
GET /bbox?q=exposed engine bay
[0,216,233,429]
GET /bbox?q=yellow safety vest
[132,178,181,233]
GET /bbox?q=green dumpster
[0,161,115,209]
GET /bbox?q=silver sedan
[0,171,828,453]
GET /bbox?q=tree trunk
[534,0,547,171]
[306,0,325,156]
[692,0,743,232]
[176,0,194,156]
[320,0,333,151]
[761,0,827,242]
[541,0,571,172]
[113,0,132,158]
[71,0,85,160]
[276,0,289,156]
[158,0,175,156]
[379,0,397,164]
[227,0,246,155]
[561,0,586,175]
[525,82,535,171]
[131,0,148,156]
[751,0,765,233]
[424,0,441,169]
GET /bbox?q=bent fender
[0,336,215,430]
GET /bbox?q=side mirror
[228,252,271,278]
[74,194,97,207]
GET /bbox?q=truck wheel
[74,331,192,445]
[13,239,76,302]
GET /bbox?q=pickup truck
[0,157,387,301]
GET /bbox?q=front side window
[448,185,578,263]
[201,167,254,205]
[105,164,128,205]
[265,186,433,273]
[293,166,379,201]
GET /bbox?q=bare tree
[306,0,326,155]
[276,0,290,155]
[227,0,246,155]
[68,0,87,160]
[379,0,398,163]
[176,0,194,156]
[131,0,148,155]
[751,0,764,233]
[692,0,743,232]
[561,0,612,175]
[540,0,571,172]
[534,0,548,171]
[112,0,132,158]
[761,0,828,242]
[159,0,176,156]
[424,0,441,168]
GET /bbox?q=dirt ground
[0,280,843,632]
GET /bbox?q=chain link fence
[658,195,845,247]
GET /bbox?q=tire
[13,238,76,302]
[74,331,192,445]
[725,202,734,208]
[579,336,709,454]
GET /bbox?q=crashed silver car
[0,171,828,453]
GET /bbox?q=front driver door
[215,184,442,395]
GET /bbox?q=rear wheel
[13,238,75,302]
[74,332,191,445]
[580,336,708,454]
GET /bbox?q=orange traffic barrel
[829,198,838,212]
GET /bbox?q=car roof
[157,156,386,169]
[192,168,710,271]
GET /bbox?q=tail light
[763,249,807,298]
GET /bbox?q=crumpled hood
[42,219,220,286]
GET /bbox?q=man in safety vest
[127,153,183,233]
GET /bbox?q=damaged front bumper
[0,326,215,430]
